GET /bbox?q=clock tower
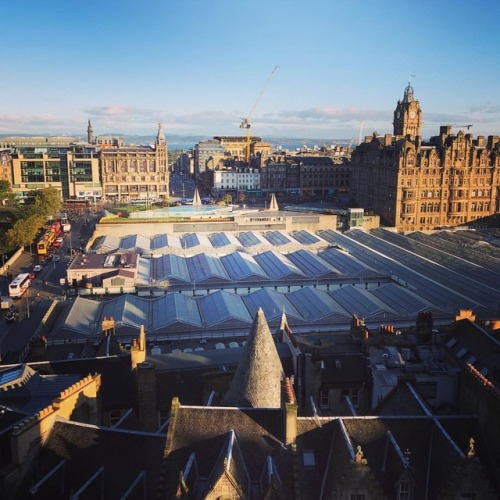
[393,82,422,138]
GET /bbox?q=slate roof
[294,416,499,499]
[0,365,80,415]
[19,420,166,500]
[162,405,294,499]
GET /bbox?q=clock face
[396,111,401,119]
[409,110,416,119]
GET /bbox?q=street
[0,210,100,363]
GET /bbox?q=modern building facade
[350,83,500,231]
[99,123,169,203]
[1,136,101,202]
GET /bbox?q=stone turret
[87,120,93,144]
[223,308,283,408]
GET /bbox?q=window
[108,410,122,426]
[399,482,411,500]
[341,388,359,407]
[303,450,315,467]
[350,495,365,500]
[319,390,329,410]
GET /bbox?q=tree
[6,215,44,248]
[0,180,18,207]
[18,187,62,220]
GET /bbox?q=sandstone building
[100,123,169,203]
[350,83,500,231]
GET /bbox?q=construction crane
[240,65,279,164]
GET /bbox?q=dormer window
[398,482,412,499]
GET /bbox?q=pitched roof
[223,308,284,408]
[162,404,293,498]
[19,420,166,499]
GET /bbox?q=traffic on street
[0,208,101,363]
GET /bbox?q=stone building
[99,123,169,203]
[350,83,500,231]
[260,153,350,200]
[212,166,260,198]
[193,139,227,175]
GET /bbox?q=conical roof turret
[192,188,202,207]
[223,308,283,408]
[268,193,279,212]
[156,122,166,146]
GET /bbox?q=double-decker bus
[9,273,31,298]
[37,221,62,256]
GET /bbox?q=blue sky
[2,0,499,142]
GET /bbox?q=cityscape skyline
[2,0,499,140]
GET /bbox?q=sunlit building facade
[350,83,500,231]
[99,124,169,203]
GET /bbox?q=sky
[1,0,499,143]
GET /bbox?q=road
[170,173,196,201]
[0,210,101,363]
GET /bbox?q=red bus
[64,199,90,207]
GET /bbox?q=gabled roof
[162,403,292,498]
[223,308,284,408]
[20,420,166,499]
[204,430,250,498]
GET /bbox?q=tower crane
[240,65,279,164]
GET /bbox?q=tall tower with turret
[155,123,169,197]
[393,82,422,139]
[87,120,93,144]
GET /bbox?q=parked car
[6,306,19,323]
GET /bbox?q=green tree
[6,214,44,248]
[18,187,62,219]
[0,181,18,207]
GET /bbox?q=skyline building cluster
[0,83,499,232]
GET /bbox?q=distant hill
[117,134,351,151]
[0,133,351,151]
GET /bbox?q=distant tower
[155,122,169,197]
[87,120,93,144]
[393,80,422,139]
[155,122,168,168]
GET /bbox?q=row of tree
[0,182,62,254]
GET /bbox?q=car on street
[6,306,19,323]
[53,255,61,262]
[33,265,43,272]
